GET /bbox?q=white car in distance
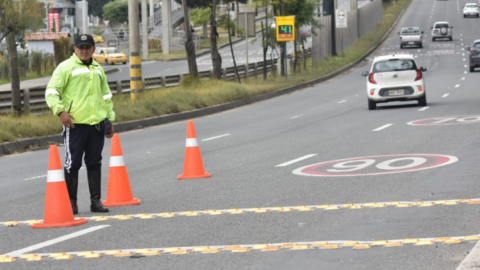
[362,54,427,110]
[463,3,479,18]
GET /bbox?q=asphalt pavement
[2,0,480,269]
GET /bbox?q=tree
[190,8,210,38]
[0,0,43,115]
[103,0,129,23]
[89,0,112,18]
[182,0,198,76]
[210,0,222,79]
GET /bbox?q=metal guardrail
[0,59,277,114]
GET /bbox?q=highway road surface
[1,0,480,269]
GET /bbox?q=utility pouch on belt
[95,118,112,136]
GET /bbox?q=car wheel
[123,62,127,65]
[449,37,452,41]
[368,99,376,110]
[432,37,436,41]
[400,44,403,49]
[470,66,475,72]
[418,95,427,107]
[419,43,423,48]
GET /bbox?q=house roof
[24,32,71,41]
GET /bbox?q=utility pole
[82,0,87,34]
[128,0,144,99]
[162,0,171,55]
[331,0,337,56]
[142,0,148,59]
[280,0,287,77]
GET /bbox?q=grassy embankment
[0,0,410,144]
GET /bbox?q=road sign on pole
[276,16,295,42]
[335,9,347,28]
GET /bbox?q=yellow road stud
[172,249,189,255]
[193,247,209,252]
[434,237,449,242]
[231,247,250,253]
[322,244,340,249]
[325,206,339,210]
[114,252,132,257]
[342,242,359,247]
[226,209,244,214]
[105,250,123,255]
[291,245,310,250]
[415,240,433,246]
[464,235,480,241]
[0,255,16,262]
[202,248,221,254]
[371,241,388,246]
[4,222,19,227]
[353,244,371,250]
[385,242,403,247]
[252,245,269,250]
[158,213,175,218]
[262,246,281,251]
[403,239,419,244]
[445,239,463,244]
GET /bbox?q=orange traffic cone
[178,121,211,180]
[102,134,141,207]
[31,145,88,229]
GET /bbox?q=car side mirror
[430,27,433,29]
[397,32,400,35]
[361,71,369,77]
[421,31,424,34]
[451,26,453,29]
[466,47,471,51]
[420,67,427,72]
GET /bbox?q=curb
[0,1,412,157]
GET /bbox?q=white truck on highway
[398,27,424,49]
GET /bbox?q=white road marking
[5,225,110,257]
[457,240,480,270]
[463,59,466,61]
[464,65,468,68]
[202,134,231,142]
[24,175,47,181]
[338,100,346,104]
[461,77,465,80]
[463,53,465,56]
[455,84,460,88]
[373,124,393,132]
[418,107,429,111]
[275,154,317,167]
[442,94,450,98]
[465,71,468,74]
[290,114,304,119]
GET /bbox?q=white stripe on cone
[110,156,125,167]
[47,169,64,183]
[186,138,198,147]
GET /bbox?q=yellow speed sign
[276,16,295,42]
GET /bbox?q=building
[23,32,71,54]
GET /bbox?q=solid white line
[455,84,460,88]
[465,71,468,74]
[275,154,317,167]
[418,107,429,111]
[442,94,450,98]
[456,240,480,270]
[24,175,47,181]
[290,114,304,119]
[462,77,465,80]
[202,134,231,142]
[5,225,110,257]
[338,100,346,104]
[465,65,468,68]
[372,124,392,132]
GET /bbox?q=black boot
[87,170,109,213]
[64,169,79,215]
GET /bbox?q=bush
[148,39,162,51]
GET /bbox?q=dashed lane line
[372,124,392,132]
[442,94,450,98]
[418,107,429,111]
[338,100,347,104]
[2,199,479,227]
[455,84,460,88]
[202,134,231,142]
[290,114,304,119]
[275,154,317,167]
[5,225,110,257]
[1,234,479,263]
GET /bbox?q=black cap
[76,34,95,47]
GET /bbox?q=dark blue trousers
[63,124,105,173]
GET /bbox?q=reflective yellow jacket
[45,53,115,125]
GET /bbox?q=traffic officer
[45,34,115,214]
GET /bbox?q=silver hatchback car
[466,40,480,72]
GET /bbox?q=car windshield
[466,4,477,8]
[373,59,417,73]
[474,43,480,48]
[107,49,120,54]
[401,28,421,35]
[435,23,449,29]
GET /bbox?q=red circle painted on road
[408,115,480,126]
[292,154,458,177]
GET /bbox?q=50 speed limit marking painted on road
[292,154,458,177]
[408,116,480,126]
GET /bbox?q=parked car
[465,40,480,72]
[398,27,423,48]
[93,35,104,44]
[93,47,128,65]
[361,54,427,110]
[431,21,453,41]
[463,3,479,17]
